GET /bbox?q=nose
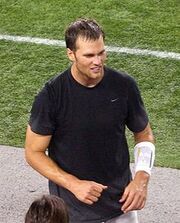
[93,55,101,65]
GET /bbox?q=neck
[71,65,104,87]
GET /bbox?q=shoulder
[47,68,69,88]
[40,68,69,98]
[32,68,69,107]
[104,66,137,87]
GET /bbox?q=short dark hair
[65,18,105,50]
[25,195,69,223]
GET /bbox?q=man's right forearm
[25,149,79,191]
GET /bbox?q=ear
[67,48,75,62]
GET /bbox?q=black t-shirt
[29,66,148,223]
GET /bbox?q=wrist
[56,171,80,192]
[134,171,150,187]
[64,174,80,192]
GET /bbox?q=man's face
[67,35,107,86]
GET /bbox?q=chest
[56,84,128,133]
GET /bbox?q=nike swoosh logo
[111,98,119,102]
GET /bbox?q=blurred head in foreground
[25,194,69,223]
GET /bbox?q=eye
[98,50,106,56]
[85,54,94,58]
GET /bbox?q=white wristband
[134,141,155,175]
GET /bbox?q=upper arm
[25,125,52,153]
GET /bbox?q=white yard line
[0,34,66,47]
[0,34,180,60]
[106,46,180,60]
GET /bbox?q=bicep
[25,125,52,153]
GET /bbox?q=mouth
[90,66,102,73]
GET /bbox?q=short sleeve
[29,83,56,135]
[126,78,149,132]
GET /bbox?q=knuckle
[82,197,87,202]
[84,194,90,199]
[99,188,103,193]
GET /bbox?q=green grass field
[0,0,179,168]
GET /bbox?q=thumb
[97,183,108,191]
[102,185,108,189]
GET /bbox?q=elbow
[151,134,156,144]
[24,143,38,168]
[134,123,155,144]
[24,145,32,166]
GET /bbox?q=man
[25,18,155,223]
